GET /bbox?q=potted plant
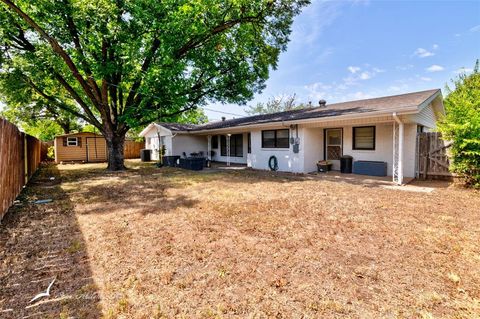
[317,160,332,173]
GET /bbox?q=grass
[1,159,480,318]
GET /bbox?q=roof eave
[186,106,420,134]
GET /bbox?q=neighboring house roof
[142,89,442,135]
[155,123,198,131]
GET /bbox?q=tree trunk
[59,122,71,134]
[105,133,126,171]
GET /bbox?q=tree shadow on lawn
[61,169,200,216]
[0,164,102,318]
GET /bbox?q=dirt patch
[2,160,480,318]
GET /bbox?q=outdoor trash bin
[340,155,353,173]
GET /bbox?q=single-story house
[139,89,445,184]
[54,132,144,163]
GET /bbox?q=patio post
[207,135,212,161]
[393,113,404,185]
[226,134,231,166]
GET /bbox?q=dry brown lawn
[1,160,479,319]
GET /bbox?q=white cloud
[420,77,432,82]
[470,25,480,32]
[347,66,361,74]
[432,44,439,50]
[344,65,384,84]
[359,72,372,80]
[426,65,444,72]
[414,48,434,58]
[290,1,343,47]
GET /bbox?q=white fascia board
[139,123,155,137]
[139,123,173,137]
[417,89,442,113]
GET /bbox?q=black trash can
[140,149,151,162]
[340,155,353,173]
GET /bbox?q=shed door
[325,129,342,170]
[86,137,107,162]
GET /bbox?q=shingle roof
[159,89,441,132]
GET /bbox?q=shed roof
[55,132,103,138]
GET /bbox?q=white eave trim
[139,123,173,137]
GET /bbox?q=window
[220,134,243,157]
[67,137,78,146]
[261,129,289,148]
[353,126,375,150]
[247,133,251,153]
[211,135,218,149]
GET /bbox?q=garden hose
[268,155,279,171]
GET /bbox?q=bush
[47,146,55,160]
[438,61,480,188]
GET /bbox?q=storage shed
[54,132,107,163]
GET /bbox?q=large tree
[0,0,308,170]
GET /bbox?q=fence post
[24,134,28,184]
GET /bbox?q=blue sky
[204,0,480,120]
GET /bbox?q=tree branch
[174,15,263,60]
[25,76,93,124]
[61,0,102,103]
[124,37,161,109]
[1,0,101,108]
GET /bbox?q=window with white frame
[67,137,78,146]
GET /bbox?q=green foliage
[245,93,307,115]
[0,60,81,134]
[47,145,55,159]
[0,0,308,169]
[0,104,67,140]
[438,60,480,188]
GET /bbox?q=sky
[204,0,480,120]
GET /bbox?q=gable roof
[155,89,442,133]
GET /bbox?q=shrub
[438,61,480,188]
[47,146,55,160]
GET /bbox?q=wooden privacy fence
[417,132,453,179]
[0,118,47,221]
[124,140,145,159]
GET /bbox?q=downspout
[393,112,404,185]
